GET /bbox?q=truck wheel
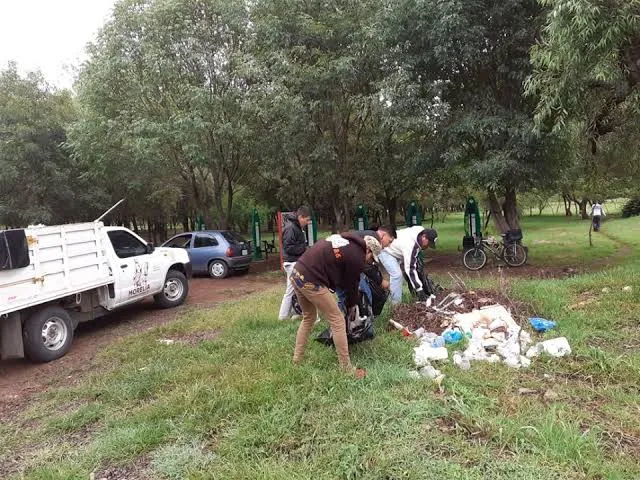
[208,260,229,279]
[23,306,74,362]
[154,270,189,308]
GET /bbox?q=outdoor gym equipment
[251,209,262,260]
[463,197,481,250]
[405,201,422,226]
[353,204,369,231]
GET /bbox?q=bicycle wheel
[463,248,487,270]
[503,243,527,267]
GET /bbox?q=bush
[622,197,640,218]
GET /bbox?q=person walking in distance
[291,233,381,376]
[591,201,606,232]
[278,206,312,320]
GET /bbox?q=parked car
[162,230,251,278]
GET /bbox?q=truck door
[106,230,160,304]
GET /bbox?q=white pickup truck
[0,222,191,362]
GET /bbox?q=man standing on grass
[278,206,312,320]
[383,226,438,302]
[291,233,382,376]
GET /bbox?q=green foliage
[0,63,102,227]
[69,0,264,229]
[622,197,640,218]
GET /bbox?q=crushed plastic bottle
[443,330,464,345]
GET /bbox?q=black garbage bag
[404,255,443,297]
[316,287,375,346]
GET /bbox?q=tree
[70,0,262,230]
[0,63,100,227]
[249,0,391,231]
[527,0,640,153]
[386,0,565,233]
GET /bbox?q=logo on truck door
[129,259,150,296]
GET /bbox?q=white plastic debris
[526,337,572,358]
[414,344,449,366]
[419,364,442,379]
[413,327,426,338]
[158,339,175,345]
[525,344,542,358]
[519,330,532,354]
[519,356,532,368]
[602,287,611,294]
[452,352,471,370]
[539,337,572,357]
[408,370,421,379]
[623,286,633,293]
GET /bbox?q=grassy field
[2,216,639,479]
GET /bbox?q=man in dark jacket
[291,232,381,374]
[278,206,312,320]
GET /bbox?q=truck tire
[23,306,74,362]
[154,270,189,308]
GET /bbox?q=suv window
[194,234,219,248]
[107,230,148,259]
[164,234,192,249]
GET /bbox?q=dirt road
[0,273,281,419]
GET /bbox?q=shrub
[622,197,640,218]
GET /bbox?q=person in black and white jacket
[278,206,312,320]
[383,226,438,301]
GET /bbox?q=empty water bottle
[443,330,464,344]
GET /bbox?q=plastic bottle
[443,330,464,344]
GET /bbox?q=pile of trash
[390,291,572,381]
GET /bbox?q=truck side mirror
[146,243,155,254]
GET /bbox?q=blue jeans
[336,274,373,314]
[378,251,402,304]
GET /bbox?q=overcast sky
[0,0,117,90]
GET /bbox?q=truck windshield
[107,231,147,258]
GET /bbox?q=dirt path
[0,272,281,419]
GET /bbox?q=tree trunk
[562,194,572,216]
[579,198,589,220]
[225,180,234,230]
[503,188,521,231]
[487,190,510,234]
[332,203,344,233]
[385,197,398,230]
[132,217,139,234]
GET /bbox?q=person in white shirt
[591,202,606,231]
[383,226,438,302]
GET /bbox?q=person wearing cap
[291,232,382,374]
[383,226,438,302]
[338,225,396,310]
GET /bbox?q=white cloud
[0,0,116,89]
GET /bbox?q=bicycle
[463,234,527,271]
